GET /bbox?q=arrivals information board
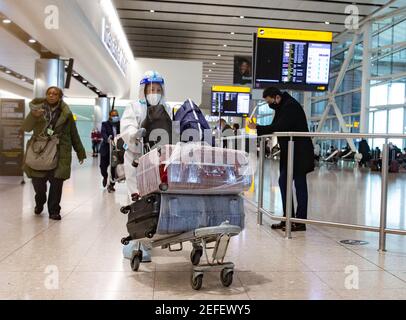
[0,99,25,176]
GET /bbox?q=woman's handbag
[25,134,60,171]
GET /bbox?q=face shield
[138,70,166,106]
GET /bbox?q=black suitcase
[125,194,160,240]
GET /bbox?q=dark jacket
[100,121,120,162]
[22,99,86,180]
[358,140,371,161]
[256,92,314,175]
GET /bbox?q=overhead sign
[0,99,25,176]
[212,86,251,93]
[257,27,333,42]
[102,18,129,75]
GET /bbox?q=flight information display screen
[211,86,251,117]
[254,28,332,91]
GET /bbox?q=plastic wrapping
[157,194,245,234]
[135,143,253,196]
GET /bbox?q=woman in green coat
[22,87,86,220]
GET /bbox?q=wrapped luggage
[135,142,253,196]
[125,193,245,238]
[157,194,245,234]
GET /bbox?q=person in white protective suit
[120,70,172,263]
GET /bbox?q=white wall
[131,58,203,105]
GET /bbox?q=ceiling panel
[114,0,398,91]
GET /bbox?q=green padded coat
[22,99,86,180]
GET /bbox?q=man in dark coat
[100,110,120,192]
[358,139,371,167]
[247,87,314,231]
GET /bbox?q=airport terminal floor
[1,159,406,300]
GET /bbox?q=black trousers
[92,141,100,154]
[278,169,308,220]
[32,173,64,215]
[100,156,116,186]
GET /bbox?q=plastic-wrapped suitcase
[157,194,245,234]
[126,194,160,240]
[135,143,253,197]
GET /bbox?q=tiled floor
[0,157,405,300]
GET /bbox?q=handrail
[222,132,406,252]
[221,132,406,140]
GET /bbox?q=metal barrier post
[257,137,265,225]
[285,139,294,239]
[379,142,389,252]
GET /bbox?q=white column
[303,91,312,121]
[94,97,110,130]
[33,59,65,98]
[360,22,372,133]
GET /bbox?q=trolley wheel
[159,183,168,192]
[130,251,142,272]
[121,237,129,245]
[191,273,203,290]
[220,269,233,287]
[190,248,203,266]
[120,206,130,214]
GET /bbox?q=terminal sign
[102,18,129,76]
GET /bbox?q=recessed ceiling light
[240,16,245,19]
[28,39,37,43]
[82,80,88,84]
[96,90,100,93]
[209,69,212,72]
[205,75,208,78]
[230,32,235,35]
[212,62,216,65]
[21,78,26,82]
[325,21,330,25]
[150,10,155,13]
[223,44,227,47]
[217,54,221,57]
[73,73,79,77]
[2,19,12,24]
[203,80,206,83]
[5,70,11,74]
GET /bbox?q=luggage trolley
[108,136,126,186]
[121,219,241,291]
[120,139,247,290]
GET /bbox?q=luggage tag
[47,128,54,136]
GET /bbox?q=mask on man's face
[146,93,162,106]
[111,116,119,123]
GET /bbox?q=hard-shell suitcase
[135,144,252,196]
[126,194,160,240]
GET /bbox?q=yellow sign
[73,114,77,121]
[354,121,360,128]
[257,27,333,42]
[212,85,251,93]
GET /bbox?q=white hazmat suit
[120,71,172,263]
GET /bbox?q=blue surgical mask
[111,116,119,123]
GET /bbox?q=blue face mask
[111,116,119,123]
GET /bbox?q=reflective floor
[0,158,405,300]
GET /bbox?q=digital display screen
[211,92,250,117]
[254,28,332,91]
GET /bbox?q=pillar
[33,58,65,98]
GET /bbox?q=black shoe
[283,223,306,232]
[102,177,107,188]
[49,214,61,221]
[34,206,43,215]
[271,222,285,229]
[107,185,115,193]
